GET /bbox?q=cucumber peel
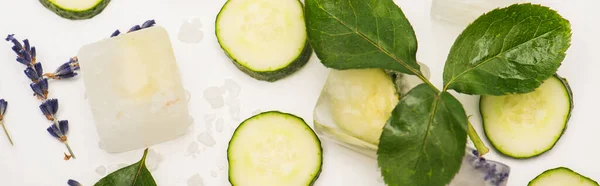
[529,167,598,186]
[228,111,322,186]
[215,0,312,82]
[480,74,573,159]
[40,0,111,20]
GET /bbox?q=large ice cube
[78,26,191,153]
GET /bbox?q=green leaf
[94,148,157,186]
[442,3,571,95]
[304,0,421,75]
[378,84,468,186]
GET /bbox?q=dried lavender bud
[5,34,22,50]
[47,120,69,139]
[24,66,40,81]
[30,79,49,99]
[67,179,81,186]
[110,30,120,37]
[128,25,142,32]
[141,20,156,28]
[16,57,29,65]
[0,99,7,117]
[34,62,43,77]
[23,39,30,52]
[39,99,58,120]
[31,47,36,60]
[52,61,78,79]
[11,45,19,54]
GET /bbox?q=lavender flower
[40,99,59,121]
[0,99,12,146]
[30,79,49,99]
[45,57,79,80]
[110,19,156,37]
[67,179,82,186]
[110,30,121,37]
[0,99,7,118]
[5,34,76,158]
[47,120,69,141]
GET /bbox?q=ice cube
[228,99,240,121]
[95,165,106,176]
[187,141,199,155]
[215,117,224,132]
[203,86,225,109]
[431,0,525,26]
[223,79,241,99]
[145,149,164,172]
[187,174,204,186]
[78,26,191,153]
[197,132,216,147]
[178,17,204,44]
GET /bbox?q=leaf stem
[467,120,489,156]
[0,120,14,146]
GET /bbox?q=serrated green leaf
[442,3,571,95]
[94,148,157,186]
[304,0,421,75]
[378,84,468,186]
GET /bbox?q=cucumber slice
[215,0,312,82]
[228,111,322,186]
[40,0,111,20]
[480,74,573,158]
[529,167,598,186]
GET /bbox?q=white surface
[0,0,598,185]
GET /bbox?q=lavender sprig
[0,99,13,146]
[5,35,76,159]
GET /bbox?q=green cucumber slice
[228,111,322,186]
[529,167,598,186]
[480,74,573,158]
[40,0,111,20]
[215,0,312,82]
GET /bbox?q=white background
[0,0,598,185]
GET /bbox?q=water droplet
[95,165,106,176]
[197,132,216,147]
[203,87,225,109]
[211,171,217,177]
[228,99,240,121]
[146,149,164,172]
[187,173,204,186]
[187,141,199,155]
[219,165,225,170]
[216,118,224,132]
[178,18,204,44]
[252,109,262,115]
[223,79,241,99]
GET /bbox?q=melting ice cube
[78,26,191,153]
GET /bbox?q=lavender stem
[64,142,76,159]
[0,120,14,146]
